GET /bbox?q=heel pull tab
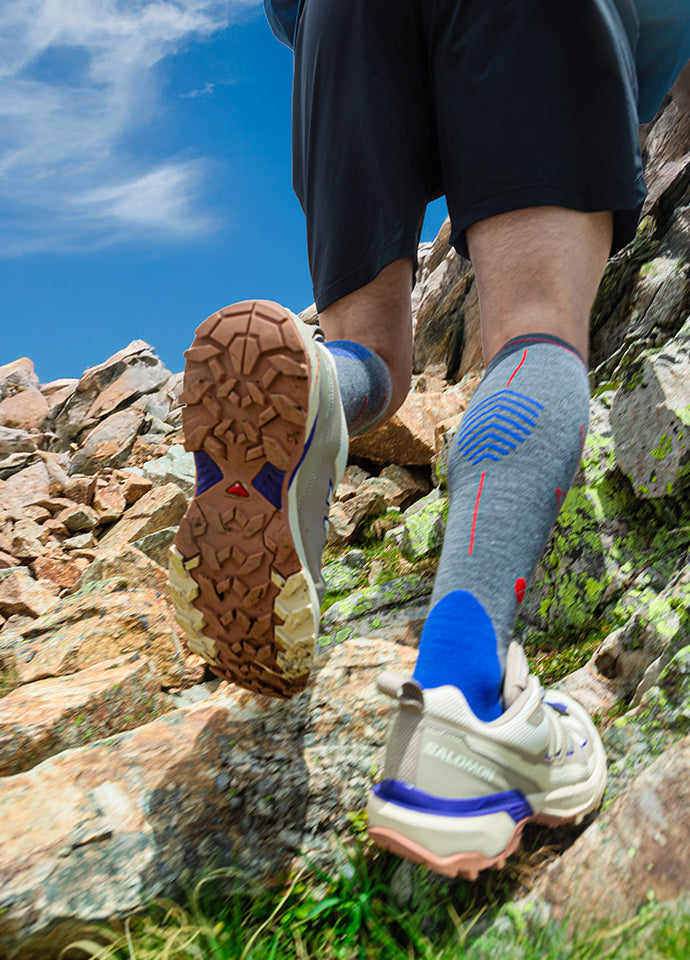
[376,671,424,709]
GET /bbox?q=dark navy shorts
[292,0,649,312]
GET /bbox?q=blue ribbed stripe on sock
[324,339,392,437]
[413,590,503,722]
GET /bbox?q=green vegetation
[59,834,690,960]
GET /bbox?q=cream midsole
[367,794,520,859]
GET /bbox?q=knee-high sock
[324,340,392,437]
[413,334,590,719]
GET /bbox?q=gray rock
[0,427,37,458]
[68,408,146,476]
[610,318,690,497]
[142,444,195,498]
[51,341,170,447]
[132,526,178,567]
[400,490,448,560]
[521,732,690,930]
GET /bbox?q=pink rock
[349,390,467,465]
[0,389,49,432]
[0,654,169,776]
[0,569,60,618]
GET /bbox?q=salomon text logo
[423,740,497,785]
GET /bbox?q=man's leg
[413,206,612,716]
[318,258,414,433]
[367,206,611,876]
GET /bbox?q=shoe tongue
[502,641,531,708]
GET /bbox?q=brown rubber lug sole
[168,300,319,699]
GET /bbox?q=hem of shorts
[314,236,419,313]
[449,181,647,259]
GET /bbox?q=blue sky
[0,1,447,384]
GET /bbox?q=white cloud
[0,0,259,254]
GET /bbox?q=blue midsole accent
[288,414,318,489]
[373,779,533,823]
[194,450,223,496]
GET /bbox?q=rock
[5,578,188,688]
[0,461,51,510]
[78,544,169,594]
[326,488,386,545]
[349,390,466,465]
[62,473,97,505]
[0,388,49,432]
[0,427,37,458]
[0,358,39,401]
[0,569,60,619]
[411,224,483,381]
[31,554,90,591]
[92,482,127,523]
[610,319,690,497]
[322,559,365,595]
[591,566,690,700]
[319,574,432,648]
[96,483,187,553]
[62,532,96,551]
[399,493,447,561]
[0,654,169,776]
[50,341,171,446]
[0,637,414,959]
[142,444,195,497]
[57,503,100,533]
[119,471,153,504]
[334,464,371,502]
[39,378,78,415]
[132,526,178,567]
[379,464,431,509]
[68,407,146,475]
[524,733,690,928]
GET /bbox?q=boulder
[0,388,49,432]
[92,482,127,523]
[319,574,432,648]
[0,569,60,619]
[334,464,371,502]
[77,544,169,594]
[0,654,169,776]
[525,733,690,928]
[142,443,195,497]
[68,407,146,475]
[349,390,466,465]
[411,222,483,381]
[50,341,171,446]
[0,427,37,459]
[0,637,415,960]
[610,319,690,497]
[399,491,448,561]
[0,358,39,402]
[96,483,187,553]
[4,578,188,688]
[326,489,386,545]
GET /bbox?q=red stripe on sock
[468,470,486,555]
[505,349,528,387]
[351,396,368,426]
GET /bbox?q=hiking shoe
[168,300,348,698]
[367,641,607,878]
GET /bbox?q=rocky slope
[0,88,690,958]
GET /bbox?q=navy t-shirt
[263,0,690,121]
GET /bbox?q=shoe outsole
[168,300,319,699]
[367,811,576,881]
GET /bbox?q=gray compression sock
[324,340,392,437]
[413,334,590,704]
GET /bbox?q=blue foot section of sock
[413,590,503,722]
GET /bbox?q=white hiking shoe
[168,300,348,698]
[367,642,607,878]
